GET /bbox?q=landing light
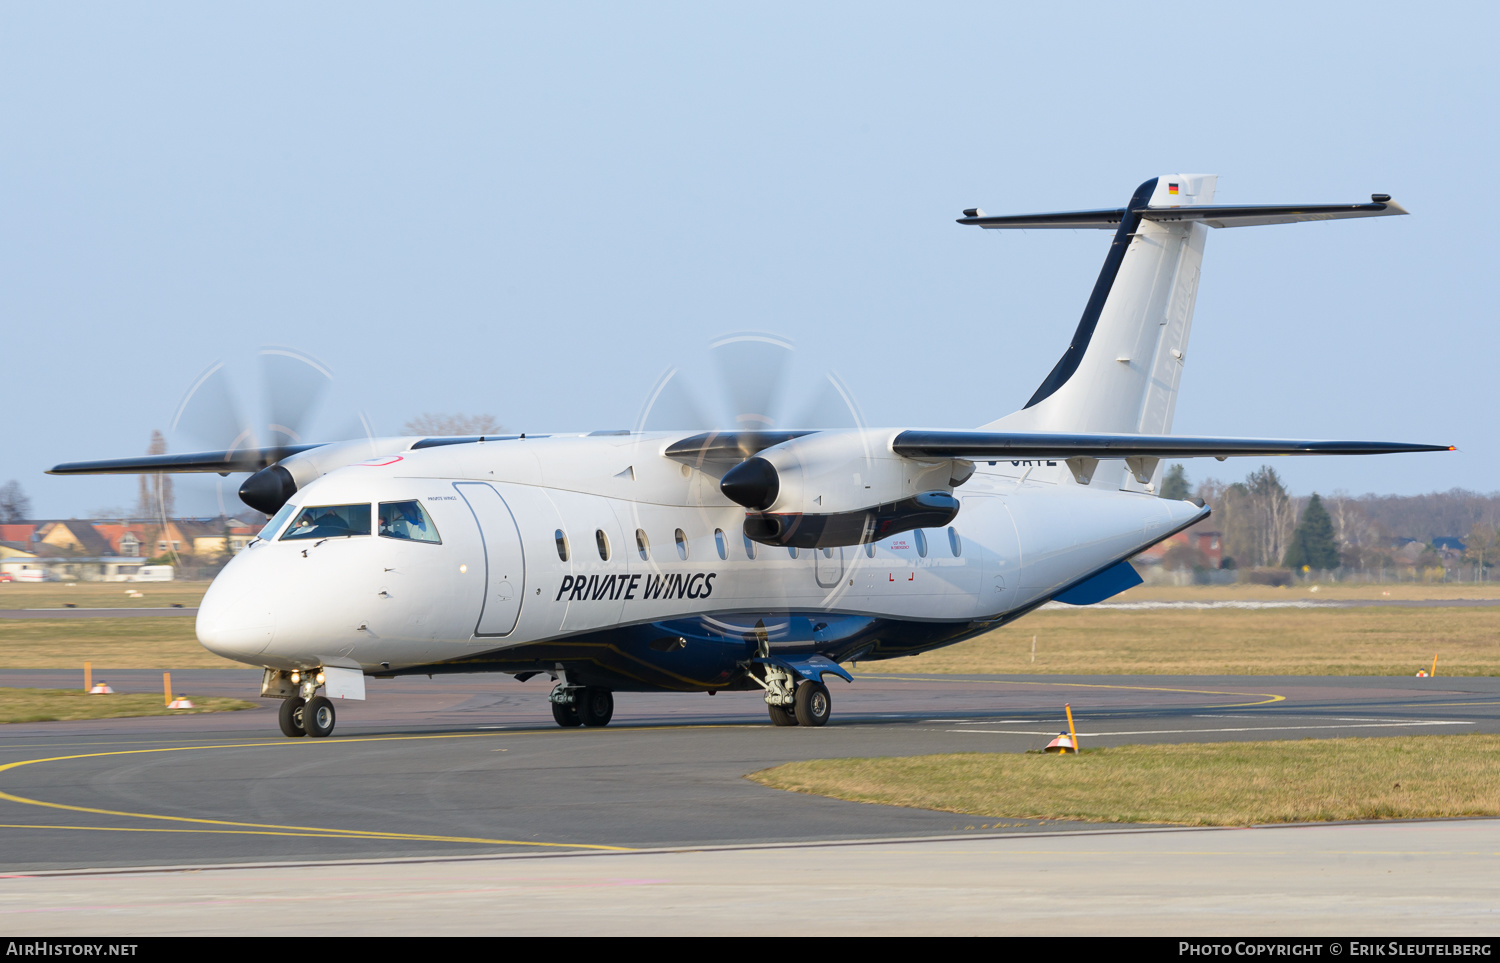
[290,671,300,684]
[315,671,326,685]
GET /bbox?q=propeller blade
[171,362,253,452]
[635,367,714,432]
[259,346,333,445]
[795,371,867,431]
[711,332,793,430]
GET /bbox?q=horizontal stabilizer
[956,208,1126,230]
[959,197,1406,230]
[892,430,1452,460]
[48,445,325,475]
[1137,199,1408,229]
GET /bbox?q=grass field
[1118,582,1500,602]
[860,604,1500,676]
[0,581,210,610]
[0,687,257,724]
[749,735,1500,826]
[0,616,241,669]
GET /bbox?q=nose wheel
[303,696,336,737]
[278,697,306,737]
[277,693,338,738]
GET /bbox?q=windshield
[257,502,297,541]
[378,501,441,543]
[280,504,372,540]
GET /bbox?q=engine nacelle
[238,437,418,515]
[719,430,973,548]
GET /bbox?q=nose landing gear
[268,669,339,738]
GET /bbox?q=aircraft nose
[196,567,276,664]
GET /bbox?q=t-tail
[960,175,1407,486]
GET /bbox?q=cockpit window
[378,501,441,543]
[280,504,372,540]
[258,503,297,541]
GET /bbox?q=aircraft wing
[891,431,1453,460]
[47,445,325,475]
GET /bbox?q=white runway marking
[950,720,1474,737]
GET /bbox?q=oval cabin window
[636,529,650,561]
[555,530,569,562]
[914,529,928,558]
[674,528,689,560]
[595,529,610,561]
[948,527,962,557]
[714,528,727,560]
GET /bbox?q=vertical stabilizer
[957,174,1406,491]
[984,174,1217,439]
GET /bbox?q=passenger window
[822,547,833,558]
[743,533,757,560]
[914,529,928,558]
[596,529,610,561]
[864,541,876,558]
[258,503,297,541]
[280,504,371,540]
[378,501,441,543]
[714,529,727,560]
[555,529,569,562]
[788,546,798,559]
[675,528,689,560]
[636,529,651,561]
[948,527,962,557]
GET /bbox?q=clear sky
[3,2,1494,518]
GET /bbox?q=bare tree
[135,430,174,520]
[1246,466,1296,568]
[402,413,505,436]
[0,481,32,522]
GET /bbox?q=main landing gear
[550,683,614,728]
[274,670,338,738]
[757,664,832,727]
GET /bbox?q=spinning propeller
[171,347,368,457]
[634,332,867,435]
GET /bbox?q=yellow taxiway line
[0,732,633,851]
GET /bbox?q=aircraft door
[814,545,845,589]
[455,482,526,636]
[962,495,1021,618]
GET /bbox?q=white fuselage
[196,431,1204,678]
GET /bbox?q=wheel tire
[767,703,798,726]
[279,697,307,738]
[302,695,336,737]
[793,681,831,727]
[551,699,582,727]
[577,687,614,727]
